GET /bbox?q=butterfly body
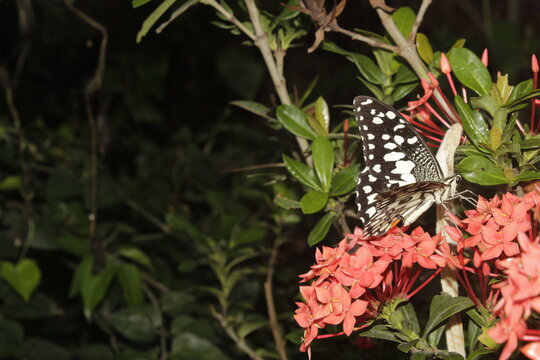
[353,96,459,238]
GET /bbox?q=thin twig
[243,0,311,164]
[210,306,264,360]
[408,0,432,44]
[264,237,288,360]
[142,282,168,360]
[201,0,256,41]
[223,162,285,174]
[126,200,173,234]
[328,24,398,52]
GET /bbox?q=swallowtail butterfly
[353,96,460,238]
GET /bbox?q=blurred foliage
[0,0,538,359]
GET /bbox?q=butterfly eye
[455,175,462,183]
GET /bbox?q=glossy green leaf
[0,259,41,302]
[110,305,161,343]
[514,171,540,183]
[457,156,507,185]
[470,95,500,117]
[117,263,144,306]
[392,7,416,39]
[81,260,116,319]
[282,155,322,191]
[300,191,328,214]
[330,164,359,196]
[505,79,532,106]
[450,38,466,49]
[314,97,330,134]
[416,33,433,64]
[312,136,334,191]
[230,100,271,119]
[373,49,394,76]
[276,104,317,140]
[454,95,489,146]
[467,317,482,351]
[273,194,301,209]
[423,294,474,337]
[427,323,445,347]
[466,308,488,328]
[307,212,336,246]
[397,339,418,353]
[136,0,178,43]
[448,48,492,96]
[306,114,327,135]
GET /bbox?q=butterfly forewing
[353,96,458,238]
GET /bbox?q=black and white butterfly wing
[352,96,455,238]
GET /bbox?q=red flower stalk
[440,53,457,96]
[531,54,539,132]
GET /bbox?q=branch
[327,24,398,52]
[408,0,432,44]
[200,0,256,41]
[264,237,288,360]
[436,123,465,357]
[243,0,310,163]
[65,0,109,262]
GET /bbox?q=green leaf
[357,77,384,99]
[314,97,330,134]
[276,104,317,140]
[514,171,540,183]
[0,259,41,302]
[397,339,418,353]
[416,33,433,63]
[171,333,231,360]
[466,347,496,360]
[451,38,466,49]
[117,246,154,271]
[467,317,482,351]
[323,42,386,85]
[454,95,489,146]
[392,7,416,38]
[456,156,507,185]
[132,0,154,8]
[110,305,161,343]
[0,175,21,191]
[81,259,116,319]
[300,191,328,214]
[399,303,420,335]
[273,194,301,209]
[136,0,178,43]
[359,324,400,343]
[373,49,394,76]
[307,212,336,246]
[237,319,267,338]
[282,155,322,191]
[427,324,445,347]
[22,338,71,360]
[466,308,488,328]
[312,136,334,191]
[117,263,144,306]
[230,100,271,119]
[330,164,359,196]
[505,79,532,106]
[161,291,196,316]
[423,294,474,337]
[448,48,492,96]
[393,63,417,85]
[298,76,318,107]
[393,82,418,101]
[0,319,23,358]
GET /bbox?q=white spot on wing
[383,152,406,161]
[368,175,377,182]
[407,137,418,144]
[386,111,396,119]
[373,117,383,124]
[370,109,376,115]
[367,133,375,140]
[382,134,390,140]
[394,124,405,131]
[361,99,373,105]
[401,173,416,183]
[368,154,374,160]
[384,143,397,150]
[366,207,376,217]
[367,193,377,204]
[363,125,368,131]
[394,135,405,145]
[363,185,372,193]
[391,160,415,174]
[372,164,381,173]
[368,144,375,150]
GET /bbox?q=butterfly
[353,96,460,238]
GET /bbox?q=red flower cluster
[295,192,540,359]
[294,227,448,353]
